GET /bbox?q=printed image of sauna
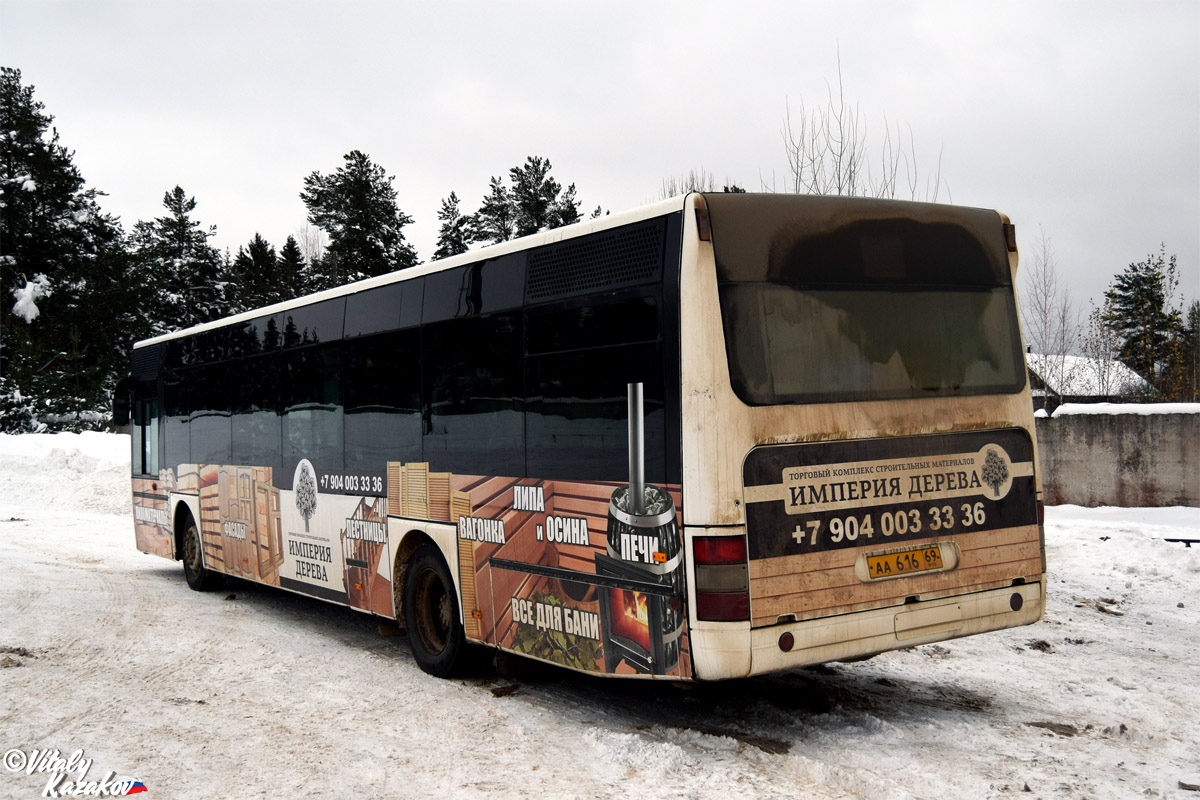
[597,383,684,675]
[598,484,683,674]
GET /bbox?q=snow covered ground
[0,432,1197,800]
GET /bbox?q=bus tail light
[693,535,750,621]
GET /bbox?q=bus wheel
[404,544,464,677]
[182,517,223,592]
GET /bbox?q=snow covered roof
[1052,402,1200,416]
[1025,353,1149,397]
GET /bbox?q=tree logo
[294,459,318,532]
[980,448,1011,499]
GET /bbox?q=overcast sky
[3,0,1197,310]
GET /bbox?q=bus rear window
[705,193,1025,405]
[718,284,1023,404]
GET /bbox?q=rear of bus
[678,193,1045,680]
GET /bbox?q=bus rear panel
[681,193,1044,679]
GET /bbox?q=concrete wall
[1036,412,1199,507]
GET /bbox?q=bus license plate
[867,546,944,579]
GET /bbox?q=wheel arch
[389,522,458,624]
[170,494,201,562]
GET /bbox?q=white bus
[116,192,1045,680]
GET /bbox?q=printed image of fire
[610,589,651,653]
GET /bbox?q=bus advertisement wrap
[388,461,691,679]
[742,430,1038,560]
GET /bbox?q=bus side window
[232,353,281,472]
[131,388,160,476]
[344,329,422,479]
[282,342,344,480]
[190,362,232,466]
[526,343,665,483]
[163,370,189,470]
[423,313,524,477]
[141,396,160,476]
[525,296,665,483]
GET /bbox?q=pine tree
[1163,299,1199,402]
[551,183,581,228]
[433,191,471,259]
[471,176,515,245]
[300,150,417,286]
[277,235,308,301]
[510,156,561,236]
[0,67,132,431]
[1102,246,1182,394]
[129,186,228,332]
[231,233,279,311]
[471,157,584,244]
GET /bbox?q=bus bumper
[690,580,1044,680]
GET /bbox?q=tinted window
[224,321,261,359]
[280,298,345,348]
[422,254,525,323]
[189,362,232,465]
[424,313,523,476]
[526,295,658,354]
[132,383,160,476]
[232,353,281,470]
[282,343,343,483]
[525,296,664,482]
[344,329,422,487]
[719,285,1023,404]
[527,343,665,482]
[163,370,189,469]
[345,278,424,338]
[226,315,282,357]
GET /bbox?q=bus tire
[404,543,464,677]
[182,516,224,592]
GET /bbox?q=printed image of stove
[596,383,684,675]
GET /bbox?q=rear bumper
[690,580,1044,680]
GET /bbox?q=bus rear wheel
[404,544,464,677]
[182,517,223,592]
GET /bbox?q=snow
[1,432,1198,799]
[10,273,51,323]
[1052,402,1200,416]
[1025,353,1149,397]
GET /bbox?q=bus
[115,192,1046,680]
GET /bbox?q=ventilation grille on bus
[131,344,162,380]
[526,219,665,302]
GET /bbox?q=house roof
[1025,353,1149,396]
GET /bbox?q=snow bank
[0,431,130,516]
[1052,402,1200,416]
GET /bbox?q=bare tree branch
[781,50,947,200]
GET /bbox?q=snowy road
[1,433,1197,799]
